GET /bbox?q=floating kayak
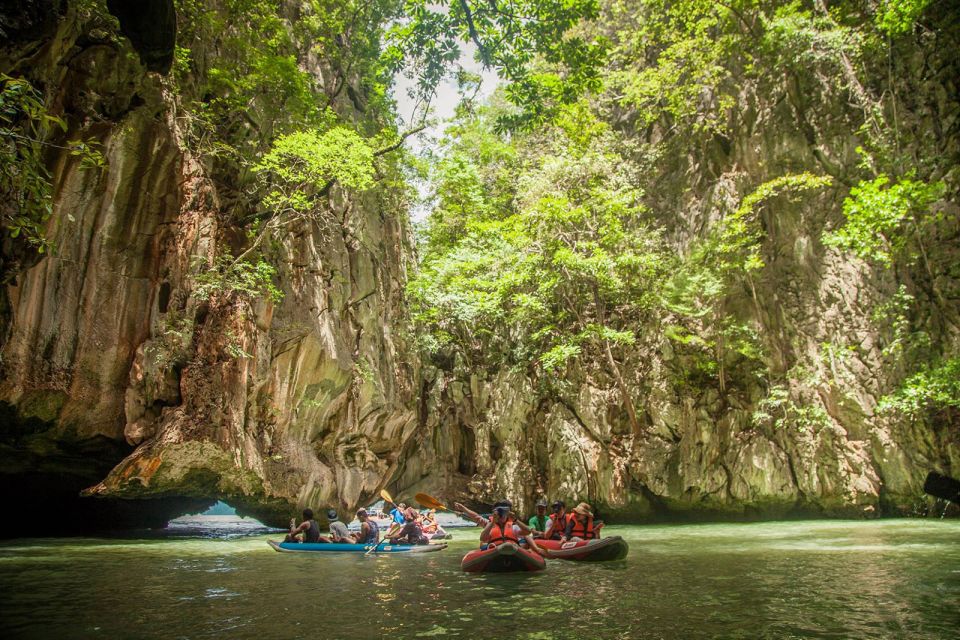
[461,542,546,573]
[268,540,447,554]
[537,536,628,561]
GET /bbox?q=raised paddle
[380,489,396,507]
[415,493,450,511]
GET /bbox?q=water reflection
[0,521,958,639]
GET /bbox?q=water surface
[1,520,958,639]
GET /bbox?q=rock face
[0,1,418,531]
[402,7,960,520]
[0,1,956,535]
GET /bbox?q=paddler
[284,508,329,543]
[560,502,604,542]
[543,500,568,540]
[355,508,380,545]
[386,501,407,538]
[389,505,428,545]
[527,499,550,537]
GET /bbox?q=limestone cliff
[402,2,960,520]
[1,0,957,535]
[0,0,418,532]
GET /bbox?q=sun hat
[573,502,593,517]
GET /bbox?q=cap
[536,499,547,508]
[326,508,338,520]
[551,500,565,510]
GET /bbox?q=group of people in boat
[453,499,603,554]
[285,508,380,544]
[284,498,601,553]
[284,504,445,546]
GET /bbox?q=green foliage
[875,0,932,36]
[609,0,742,133]
[0,74,105,252]
[410,103,670,377]
[254,127,376,213]
[387,0,606,129]
[879,358,960,419]
[823,174,944,265]
[194,255,283,304]
[752,385,830,433]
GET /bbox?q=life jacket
[567,514,597,540]
[358,519,379,544]
[546,512,567,540]
[487,517,519,546]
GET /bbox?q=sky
[390,42,499,222]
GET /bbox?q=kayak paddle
[415,492,449,511]
[380,489,396,507]
[923,471,960,504]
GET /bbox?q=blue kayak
[268,540,447,554]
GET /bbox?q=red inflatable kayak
[461,542,547,573]
[537,536,629,561]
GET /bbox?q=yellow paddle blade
[380,489,394,505]
[415,492,447,510]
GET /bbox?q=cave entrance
[165,500,273,536]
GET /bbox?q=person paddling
[389,506,428,545]
[285,508,329,543]
[527,499,550,537]
[355,508,379,545]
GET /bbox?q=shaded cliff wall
[0,0,419,532]
[404,2,960,520]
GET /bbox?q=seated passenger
[326,508,357,543]
[527,499,550,537]
[355,508,380,545]
[543,500,568,540]
[459,500,549,556]
[284,508,330,543]
[560,502,604,542]
[389,506,428,545]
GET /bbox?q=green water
[1,520,959,639]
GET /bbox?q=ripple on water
[0,520,959,639]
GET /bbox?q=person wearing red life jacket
[560,502,605,542]
[543,500,569,540]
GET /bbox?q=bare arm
[454,502,487,527]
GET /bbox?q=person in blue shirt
[386,501,407,538]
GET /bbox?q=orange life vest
[487,517,519,546]
[567,514,597,540]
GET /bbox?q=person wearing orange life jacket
[560,502,605,543]
[459,500,550,556]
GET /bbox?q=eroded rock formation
[0,1,957,535]
[0,1,418,531]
